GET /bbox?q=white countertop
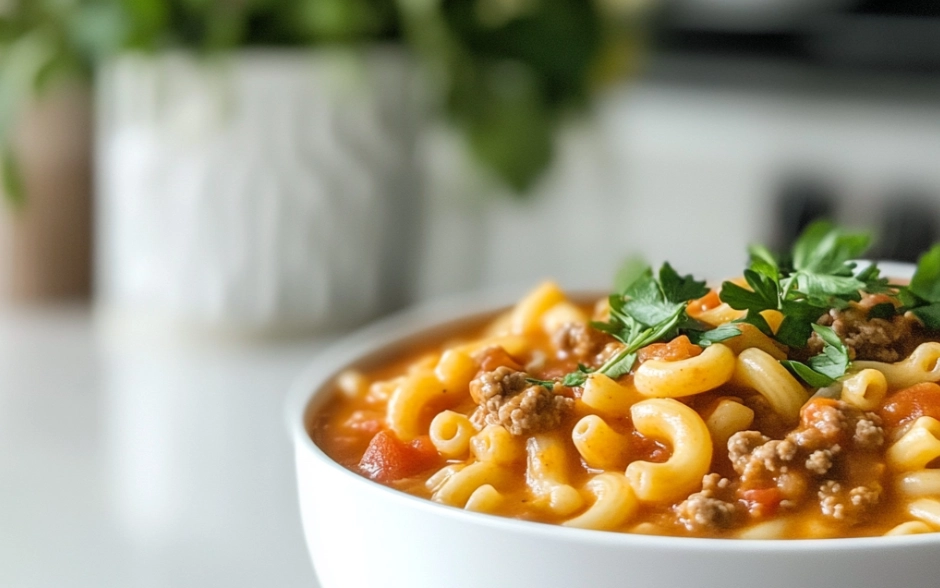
[1,307,323,588]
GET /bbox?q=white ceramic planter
[95,49,424,334]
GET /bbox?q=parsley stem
[597,308,684,378]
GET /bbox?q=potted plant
[0,0,645,331]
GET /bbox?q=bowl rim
[287,264,940,551]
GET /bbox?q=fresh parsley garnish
[562,262,739,386]
[899,244,940,330]
[525,377,556,390]
[781,325,850,387]
[560,221,940,391]
[719,220,880,350]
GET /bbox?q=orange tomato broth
[310,292,940,539]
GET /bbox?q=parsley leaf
[792,220,871,277]
[781,325,850,387]
[603,352,638,380]
[719,221,879,349]
[855,264,893,295]
[686,323,742,346]
[807,324,851,380]
[659,262,710,305]
[622,269,678,326]
[898,245,940,330]
[867,302,896,321]
[525,377,556,390]
[908,245,940,303]
[613,255,650,294]
[748,244,780,280]
[562,364,592,387]
[912,304,940,330]
[789,220,871,305]
[736,310,773,336]
[562,262,719,385]
[780,360,836,388]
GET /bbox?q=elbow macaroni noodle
[731,348,808,424]
[625,399,713,503]
[314,280,940,539]
[634,344,736,398]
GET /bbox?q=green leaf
[588,319,623,338]
[603,351,637,380]
[899,287,923,309]
[781,325,850,386]
[912,303,940,330]
[736,311,773,336]
[562,364,592,387]
[659,262,709,304]
[867,302,896,321]
[796,273,865,300]
[2,147,25,208]
[909,245,940,303]
[719,280,775,313]
[856,264,893,295]
[775,300,826,348]
[743,269,780,308]
[525,377,555,390]
[792,220,871,275]
[807,324,850,381]
[562,372,587,387]
[781,360,835,388]
[622,272,676,327]
[613,255,649,294]
[748,244,779,279]
[686,323,741,346]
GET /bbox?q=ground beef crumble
[676,474,740,531]
[818,480,883,521]
[805,295,922,362]
[551,322,619,367]
[725,399,886,523]
[469,366,573,436]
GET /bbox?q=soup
[311,223,940,539]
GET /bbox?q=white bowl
[287,285,940,588]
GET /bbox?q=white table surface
[1,307,324,588]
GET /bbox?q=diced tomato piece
[477,345,523,373]
[689,289,721,315]
[797,397,845,442]
[637,335,703,364]
[630,430,669,463]
[800,397,840,422]
[739,487,782,517]
[880,382,940,431]
[359,430,441,483]
[857,293,898,310]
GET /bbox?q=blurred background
[2,1,939,587]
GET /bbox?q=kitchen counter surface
[1,307,323,588]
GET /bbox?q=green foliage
[0,0,644,203]
[719,220,880,350]
[899,244,940,330]
[396,0,643,192]
[781,325,850,387]
[2,147,25,208]
[561,261,738,387]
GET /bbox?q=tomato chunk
[739,487,782,518]
[477,345,523,372]
[880,382,940,431]
[359,430,441,483]
[637,335,703,363]
[688,289,721,315]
